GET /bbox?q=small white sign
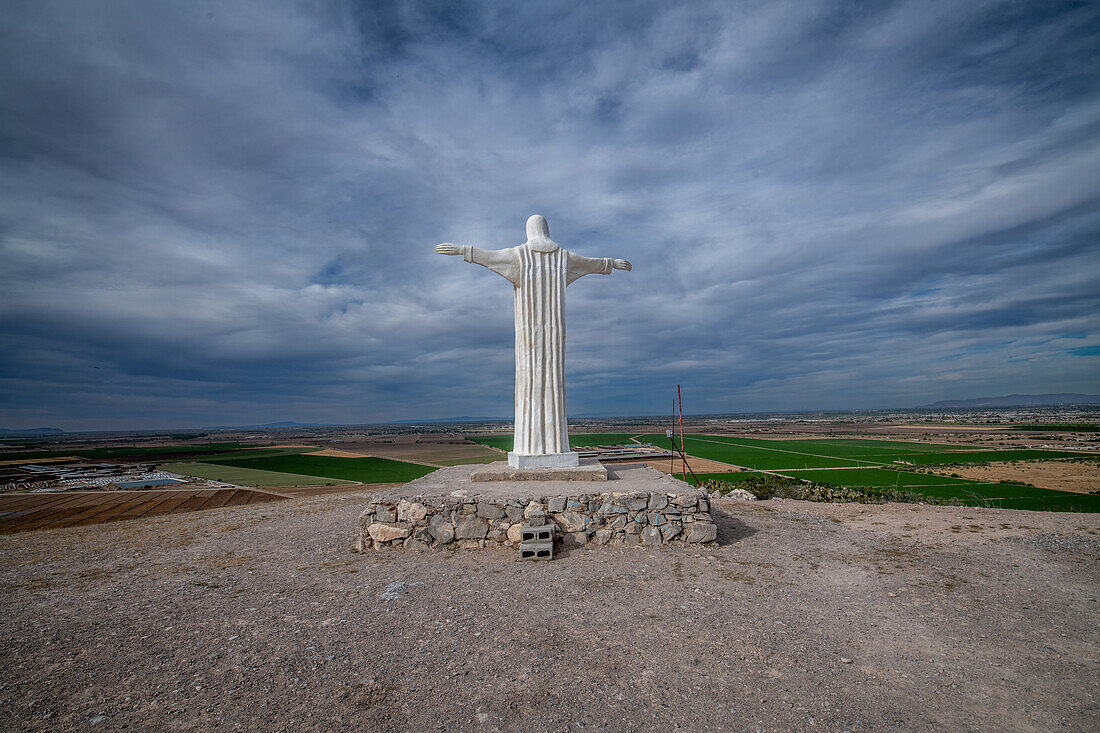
[665,429,673,438]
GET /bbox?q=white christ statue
[436,214,631,469]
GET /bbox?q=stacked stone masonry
[356,490,717,552]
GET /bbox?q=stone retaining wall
[355,489,717,552]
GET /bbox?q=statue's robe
[460,242,613,457]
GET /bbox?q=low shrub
[701,474,956,506]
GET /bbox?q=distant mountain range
[920,393,1100,409]
[6,395,1098,435]
[201,421,331,430]
[389,416,510,424]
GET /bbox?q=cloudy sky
[1,0,1098,431]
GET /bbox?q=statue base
[507,451,580,469]
[355,463,717,553]
[471,458,606,482]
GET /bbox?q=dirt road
[0,491,1096,731]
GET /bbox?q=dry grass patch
[931,459,1100,493]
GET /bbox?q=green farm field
[782,468,1100,513]
[160,462,333,488]
[470,434,647,452]
[471,433,1095,512]
[203,454,437,484]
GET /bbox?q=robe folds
[461,242,613,456]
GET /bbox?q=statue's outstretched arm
[436,243,520,285]
[566,252,632,285]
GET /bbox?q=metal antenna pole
[678,385,685,481]
[669,400,675,475]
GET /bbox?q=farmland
[201,453,437,484]
[0,442,272,462]
[471,432,1096,511]
[470,434,643,452]
[160,462,334,488]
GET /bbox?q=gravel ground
[1,491,1097,732]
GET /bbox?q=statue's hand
[436,243,463,255]
[612,259,632,271]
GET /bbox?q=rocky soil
[1,491,1097,732]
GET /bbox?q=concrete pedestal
[507,451,579,469]
[470,458,606,482]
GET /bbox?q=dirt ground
[645,456,741,474]
[1,492,1097,732]
[928,459,1100,493]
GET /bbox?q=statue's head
[526,214,550,240]
[525,214,558,252]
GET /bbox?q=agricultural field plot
[202,454,436,484]
[895,449,1094,466]
[783,468,1100,513]
[435,455,503,466]
[634,435,1091,469]
[686,472,773,486]
[466,436,512,451]
[635,435,865,470]
[1009,423,1100,432]
[160,462,333,488]
[0,442,302,463]
[570,433,651,447]
[709,436,981,455]
[470,434,643,452]
[199,446,316,461]
[349,443,504,466]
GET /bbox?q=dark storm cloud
[1,0,1098,430]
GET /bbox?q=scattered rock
[476,502,505,520]
[397,500,428,523]
[368,522,411,543]
[454,516,489,540]
[547,496,567,513]
[379,581,422,600]
[553,510,588,533]
[607,515,628,531]
[685,522,717,543]
[428,515,454,544]
[598,500,628,515]
[564,531,588,547]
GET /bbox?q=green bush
[701,474,956,506]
